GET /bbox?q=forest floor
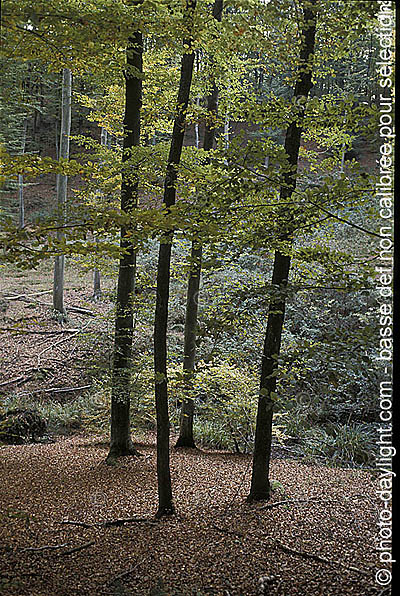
[0,259,118,401]
[0,433,381,596]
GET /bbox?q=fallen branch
[21,543,70,553]
[102,517,158,528]
[59,517,157,529]
[269,537,370,575]
[260,498,336,510]
[56,541,95,556]
[0,375,30,388]
[0,328,80,335]
[4,293,95,316]
[19,385,91,396]
[211,524,244,538]
[46,384,92,393]
[106,556,151,585]
[5,290,52,300]
[36,318,94,366]
[260,493,374,510]
[59,520,93,528]
[107,564,140,585]
[68,305,95,316]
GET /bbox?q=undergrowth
[1,367,375,467]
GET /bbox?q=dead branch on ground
[56,541,95,556]
[269,537,370,575]
[59,517,158,529]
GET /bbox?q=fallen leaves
[0,435,380,595]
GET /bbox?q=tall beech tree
[248,0,317,502]
[53,68,72,322]
[176,0,223,449]
[107,32,143,464]
[154,0,197,516]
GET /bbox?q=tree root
[174,436,196,449]
[155,505,175,519]
[106,444,143,465]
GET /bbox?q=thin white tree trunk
[340,142,346,173]
[18,118,28,230]
[194,95,200,149]
[224,113,229,150]
[55,119,59,160]
[92,126,108,301]
[339,111,348,174]
[53,68,72,321]
[194,52,201,149]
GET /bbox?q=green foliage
[301,424,375,467]
[0,391,95,434]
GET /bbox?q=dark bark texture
[107,32,143,463]
[175,0,223,449]
[154,0,197,515]
[248,1,317,501]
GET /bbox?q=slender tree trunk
[107,32,143,463]
[53,68,72,322]
[154,0,197,516]
[224,113,229,151]
[248,0,317,502]
[175,241,202,448]
[194,50,201,148]
[18,174,25,230]
[339,111,348,173]
[55,119,59,160]
[176,0,223,449]
[93,266,101,300]
[92,127,108,301]
[194,96,200,149]
[18,118,28,230]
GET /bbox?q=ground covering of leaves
[0,433,381,596]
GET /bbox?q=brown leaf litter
[0,434,382,596]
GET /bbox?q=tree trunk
[194,50,201,149]
[175,241,202,448]
[18,118,28,230]
[224,113,229,151]
[55,119,59,160]
[93,265,101,301]
[154,0,197,516]
[53,68,72,322]
[176,0,223,450]
[92,127,108,301]
[107,32,143,463]
[248,0,317,502]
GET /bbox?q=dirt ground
[0,433,381,596]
